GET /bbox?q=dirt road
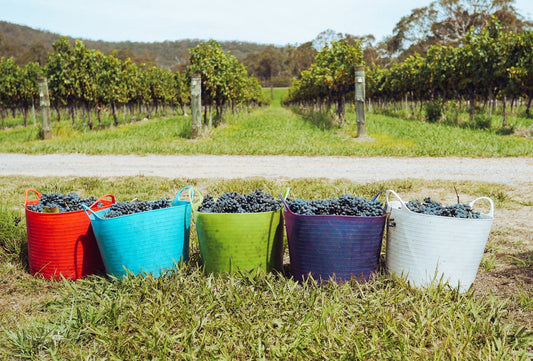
[1,153,532,186]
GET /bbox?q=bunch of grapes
[287,194,384,217]
[197,189,281,214]
[27,192,101,213]
[103,198,171,219]
[405,197,481,219]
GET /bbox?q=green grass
[0,89,531,156]
[0,176,532,360]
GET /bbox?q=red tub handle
[24,188,42,205]
[89,194,116,209]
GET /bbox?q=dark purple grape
[197,189,281,214]
[27,192,101,213]
[103,198,171,218]
[406,197,480,219]
[287,194,384,217]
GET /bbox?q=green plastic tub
[193,191,284,274]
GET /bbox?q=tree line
[281,41,364,124]
[0,20,318,88]
[0,37,268,130]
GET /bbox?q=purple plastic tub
[280,192,388,283]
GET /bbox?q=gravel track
[1,153,532,186]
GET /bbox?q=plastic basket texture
[280,192,388,283]
[385,190,494,293]
[194,191,284,274]
[25,189,114,280]
[84,187,193,278]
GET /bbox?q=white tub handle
[469,197,494,217]
[385,189,409,212]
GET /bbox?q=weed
[507,252,533,268]
[480,254,496,272]
[424,100,443,123]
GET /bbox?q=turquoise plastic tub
[84,187,193,278]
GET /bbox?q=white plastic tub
[385,190,494,293]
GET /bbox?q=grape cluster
[287,194,384,217]
[103,198,171,219]
[406,197,481,219]
[197,189,281,214]
[27,192,101,213]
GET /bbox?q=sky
[1,0,533,46]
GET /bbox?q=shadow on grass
[290,107,340,131]
[174,126,192,139]
[505,250,533,285]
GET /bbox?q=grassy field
[0,90,532,359]
[0,176,532,360]
[0,89,531,156]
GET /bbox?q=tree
[172,71,189,115]
[0,32,24,59]
[312,29,344,51]
[17,62,41,126]
[123,60,144,121]
[71,40,99,128]
[389,0,530,58]
[506,30,533,116]
[284,40,364,124]
[145,66,175,116]
[187,40,230,126]
[46,37,75,123]
[187,40,266,127]
[285,42,317,78]
[95,52,127,125]
[16,42,48,66]
[247,45,282,98]
[0,57,19,128]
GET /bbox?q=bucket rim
[25,199,114,215]
[389,202,494,221]
[283,209,389,220]
[88,202,190,221]
[278,191,389,219]
[386,187,495,220]
[194,207,282,216]
[24,190,115,214]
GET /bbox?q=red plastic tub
[25,189,115,280]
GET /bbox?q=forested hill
[0,20,271,68]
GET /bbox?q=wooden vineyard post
[38,77,52,139]
[355,65,366,138]
[191,74,202,138]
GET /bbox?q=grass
[0,89,531,156]
[0,176,532,360]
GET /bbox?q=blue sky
[1,0,532,45]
